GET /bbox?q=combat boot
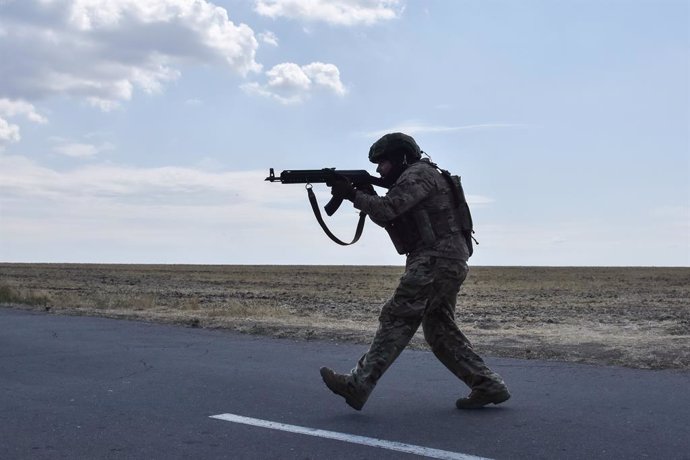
[319,367,368,411]
[456,387,511,410]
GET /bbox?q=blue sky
[0,0,688,266]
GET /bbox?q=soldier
[321,132,510,410]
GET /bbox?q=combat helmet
[368,132,422,164]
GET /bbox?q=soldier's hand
[330,179,356,201]
[355,183,376,196]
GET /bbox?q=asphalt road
[1,307,689,460]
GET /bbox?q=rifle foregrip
[324,196,343,216]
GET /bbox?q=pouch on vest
[385,214,420,255]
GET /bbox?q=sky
[0,0,688,267]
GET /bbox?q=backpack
[434,164,477,257]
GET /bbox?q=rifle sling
[307,187,366,246]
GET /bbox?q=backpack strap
[306,186,366,246]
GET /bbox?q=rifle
[265,168,388,245]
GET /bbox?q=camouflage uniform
[348,159,507,401]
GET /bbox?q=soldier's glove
[355,183,377,196]
[330,178,356,202]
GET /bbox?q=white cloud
[365,123,530,138]
[254,0,402,26]
[0,98,48,147]
[0,98,48,124]
[258,30,279,46]
[243,61,346,104]
[0,118,21,147]
[267,63,312,92]
[54,143,99,158]
[0,154,303,206]
[2,155,687,266]
[53,141,114,158]
[0,0,261,110]
[652,205,689,220]
[467,195,495,207]
[303,63,346,95]
[0,154,382,264]
[473,220,690,267]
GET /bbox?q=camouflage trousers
[350,255,507,397]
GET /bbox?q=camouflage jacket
[353,159,470,261]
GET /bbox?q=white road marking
[210,413,492,460]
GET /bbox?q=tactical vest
[384,162,475,256]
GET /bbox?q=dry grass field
[1,263,688,370]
